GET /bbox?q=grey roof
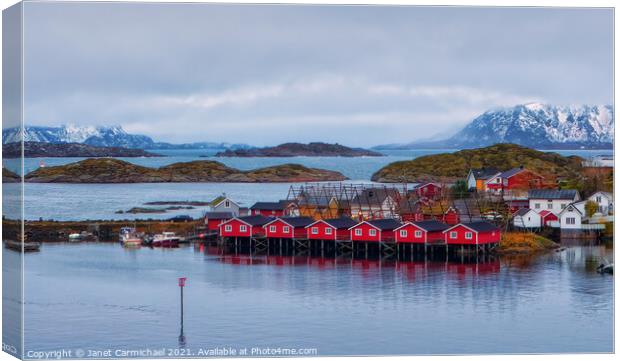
[367,218,402,230]
[498,167,525,179]
[469,168,500,179]
[528,189,578,200]
[250,202,285,211]
[351,188,400,206]
[513,208,534,217]
[205,211,234,220]
[411,220,449,232]
[276,216,315,228]
[238,215,273,226]
[323,217,358,229]
[398,199,421,213]
[461,221,500,232]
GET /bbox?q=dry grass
[498,232,559,254]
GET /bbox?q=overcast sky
[20,3,613,146]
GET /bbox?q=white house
[210,195,241,216]
[528,189,580,215]
[558,202,585,229]
[512,208,541,228]
[350,188,399,219]
[588,191,613,215]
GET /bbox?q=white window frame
[355,228,362,236]
[325,227,333,235]
[534,203,541,209]
[450,231,457,239]
[225,200,230,208]
[414,230,422,238]
[269,225,276,232]
[239,225,247,232]
[225,225,232,232]
[400,230,408,237]
[283,226,290,233]
[369,229,377,237]
[566,217,575,225]
[465,232,473,239]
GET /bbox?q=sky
[16,3,614,146]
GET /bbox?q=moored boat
[4,240,40,252]
[152,232,181,247]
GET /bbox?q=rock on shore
[23,158,347,183]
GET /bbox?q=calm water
[5,242,612,356]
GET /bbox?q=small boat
[4,240,40,252]
[68,231,96,242]
[119,227,136,242]
[597,262,613,274]
[121,232,143,247]
[152,232,181,247]
[68,233,82,242]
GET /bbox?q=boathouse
[209,195,241,216]
[398,199,424,222]
[250,202,286,217]
[443,221,500,245]
[443,207,460,225]
[349,218,402,242]
[410,182,443,199]
[394,220,449,244]
[512,208,541,228]
[538,210,559,226]
[263,216,315,239]
[306,217,358,240]
[204,211,234,231]
[219,215,273,238]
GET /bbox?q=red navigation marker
[178,277,187,287]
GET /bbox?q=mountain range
[375,103,614,150]
[1,125,252,150]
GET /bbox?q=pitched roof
[446,221,499,233]
[498,167,525,179]
[513,208,535,217]
[559,202,584,216]
[398,199,421,213]
[528,189,578,200]
[538,210,557,218]
[298,194,335,207]
[274,216,315,228]
[411,220,450,232]
[351,188,400,206]
[367,218,402,230]
[205,211,234,220]
[469,168,500,180]
[237,215,273,226]
[590,191,613,201]
[323,217,358,229]
[250,202,285,211]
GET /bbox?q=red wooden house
[411,182,443,199]
[485,167,544,194]
[204,211,234,231]
[394,220,449,244]
[263,216,314,239]
[443,207,460,225]
[538,210,559,226]
[219,215,272,238]
[349,218,402,242]
[250,202,285,217]
[306,217,357,241]
[443,221,500,245]
[398,199,424,222]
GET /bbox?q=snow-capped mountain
[2,125,252,150]
[2,125,155,148]
[375,104,614,149]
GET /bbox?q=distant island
[3,141,161,158]
[24,158,347,183]
[215,142,383,157]
[371,143,583,183]
[2,168,20,183]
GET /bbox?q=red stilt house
[349,219,402,242]
[411,182,443,199]
[394,220,449,244]
[219,215,272,238]
[538,210,559,226]
[306,217,358,241]
[250,202,285,217]
[263,216,315,239]
[204,211,234,231]
[443,221,500,245]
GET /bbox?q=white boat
[119,227,136,242]
[152,232,181,247]
[68,233,82,242]
[121,233,143,247]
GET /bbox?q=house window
[312,227,319,234]
[566,217,576,225]
[240,225,247,232]
[225,200,230,207]
[534,203,541,209]
[450,231,457,239]
[465,232,473,239]
[561,203,567,209]
[547,202,553,209]
[400,230,407,237]
[269,225,276,232]
[283,226,290,233]
[355,229,362,236]
[596,196,602,203]
[225,225,232,232]
[369,229,377,236]
[414,230,422,238]
[325,228,333,235]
